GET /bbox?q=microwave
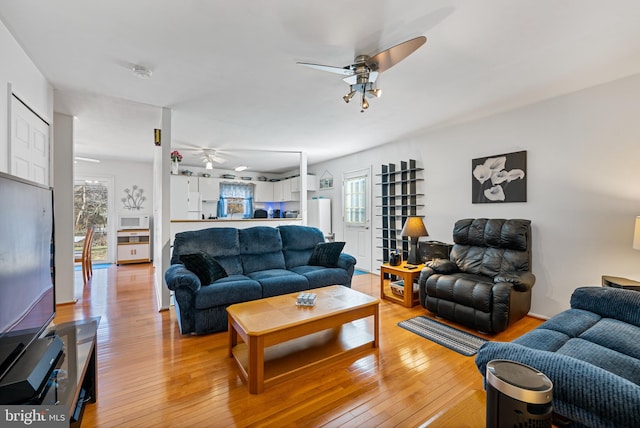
[119,215,150,230]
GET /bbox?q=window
[74,180,108,261]
[344,175,366,226]
[218,183,254,218]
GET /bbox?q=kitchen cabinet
[188,177,198,192]
[254,180,273,202]
[171,175,189,219]
[273,179,293,202]
[171,175,202,219]
[117,229,150,264]
[199,177,220,202]
[290,174,317,192]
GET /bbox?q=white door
[343,167,372,272]
[10,95,50,185]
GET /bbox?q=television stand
[40,318,100,427]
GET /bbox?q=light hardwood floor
[57,264,543,427]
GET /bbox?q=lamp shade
[401,216,428,238]
[634,216,640,250]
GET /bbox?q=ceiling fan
[175,146,228,169]
[199,149,227,170]
[297,36,426,112]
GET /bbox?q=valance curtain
[218,182,254,218]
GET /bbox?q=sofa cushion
[193,275,262,309]
[579,318,640,360]
[426,272,494,312]
[308,241,345,268]
[180,252,228,285]
[513,328,571,352]
[533,308,601,338]
[279,225,325,268]
[556,338,640,386]
[453,218,530,251]
[172,227,243,275]
[246,269,309,297]
[451,218,531,276]
[291,265,352,288]
[239,226,286,273]
[571,286,640,328]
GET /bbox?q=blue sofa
[475,287,640,427]
[165,225,356,335]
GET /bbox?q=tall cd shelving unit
[376,159,424,272]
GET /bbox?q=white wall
[0,22,77,304]
[153,108,171,311]
[52,113,75,303]
[75,158,153,264]
[310,73,640,318]
[75,159,154,218]
[0,21,53,172]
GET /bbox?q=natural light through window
[344,175,366,226]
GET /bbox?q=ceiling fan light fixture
[132,65,152,79]
[74,156,100,163]
[205,161,213,170]
[368,88,382,98]
[343,89,356,103]
[361,94,369,112]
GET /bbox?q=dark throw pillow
[179,252,227,285]
[308,242,346,268]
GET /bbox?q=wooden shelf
[117,229,150,264]
[376,159,424,264]
[375,167,424,176]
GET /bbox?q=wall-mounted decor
[319,169,333,190]
[122,185,146,210]
[472,150,526,203]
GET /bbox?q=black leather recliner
[418,218,535,333]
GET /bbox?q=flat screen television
[0,172,56,381]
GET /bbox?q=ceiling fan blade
[296,62,353,76]
[366,36,426,73]
[342,71,379,85]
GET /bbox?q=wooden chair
[74,225,95,284]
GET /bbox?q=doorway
[343,167,372,272]
[74,178,112,263]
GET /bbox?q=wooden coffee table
[227,285,379,394]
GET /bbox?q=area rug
[398,316,489,356]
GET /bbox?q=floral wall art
[122,185,146,210]
[472,150,526,203]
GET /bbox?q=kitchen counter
[170,218,302,243]
[171,218,300,223]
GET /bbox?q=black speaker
[486,360,553,428]
[0,335,64,404]
[418,240,452,262]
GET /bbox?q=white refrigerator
[307,198,332,239]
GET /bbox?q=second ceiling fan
[297,36,427,112]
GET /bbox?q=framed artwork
[472,150,526,203]
[319,170,333,190]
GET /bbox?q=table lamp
[634,216,640,250]
[401,216,429,264]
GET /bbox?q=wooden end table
[602,275,640,292]
[380,261,424,307]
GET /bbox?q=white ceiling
[1,1,640,173]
